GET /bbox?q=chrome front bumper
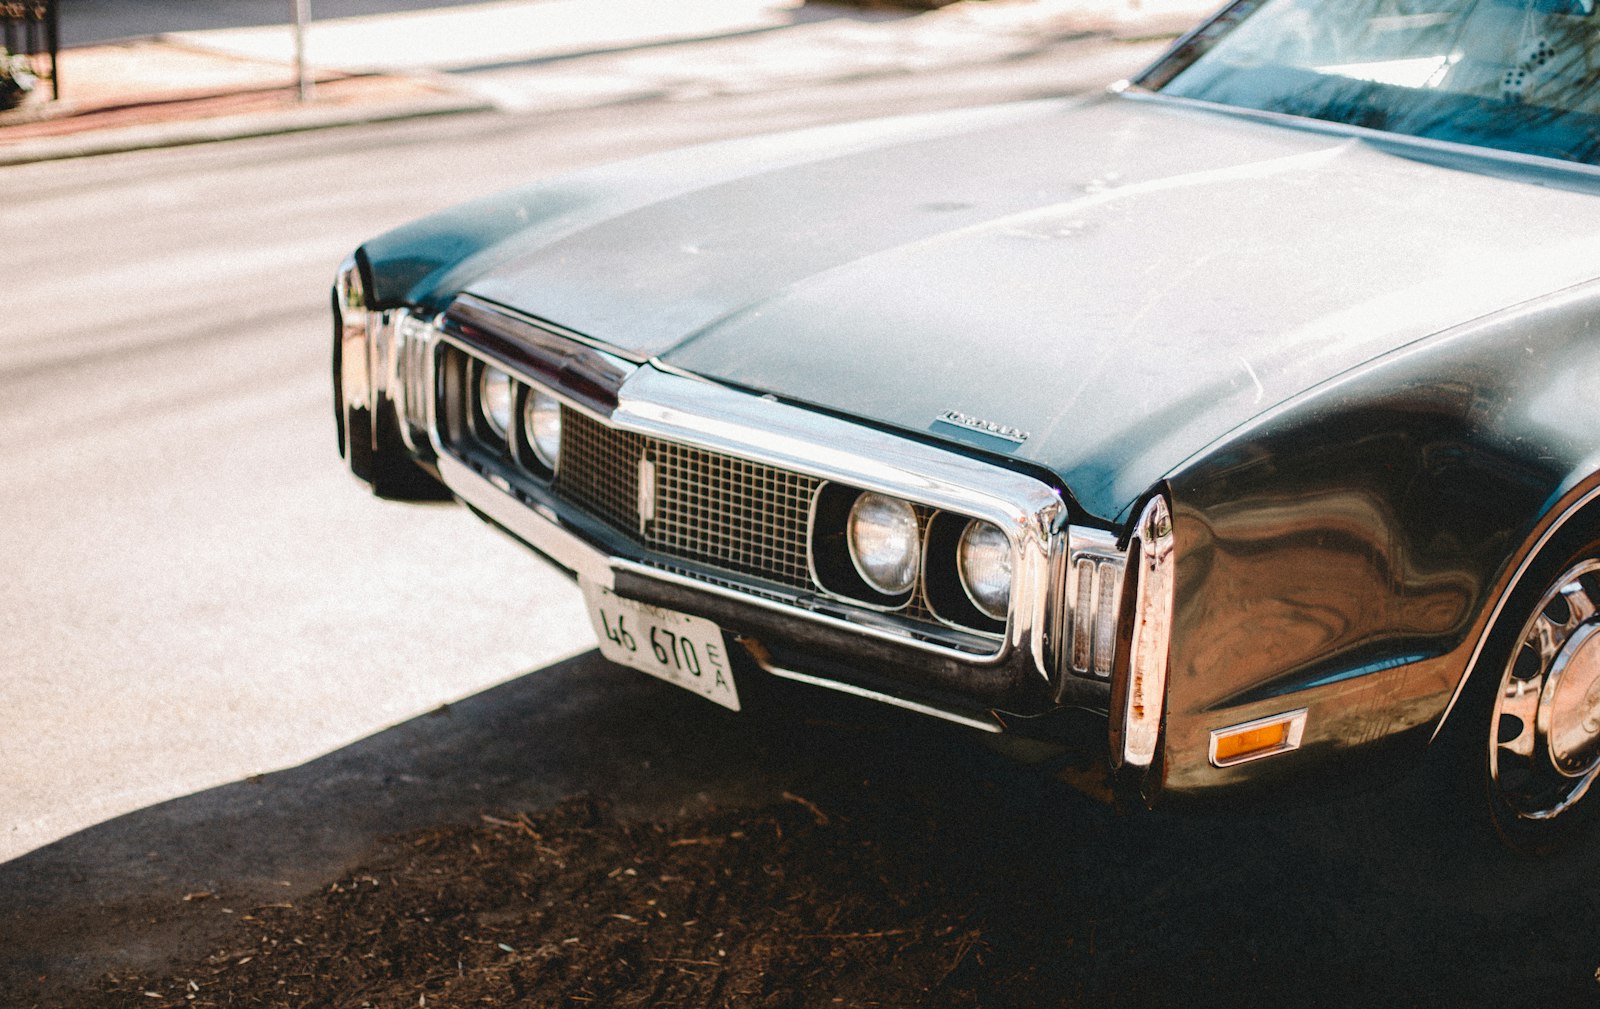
[341,282,1124,729]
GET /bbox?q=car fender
[1150,278,1600,800]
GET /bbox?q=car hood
[464,94,1600,523]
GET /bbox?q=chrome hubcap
[1490,560,1600,821]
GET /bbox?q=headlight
[524,387,562,470]
[478,365,514,439]
[957,519,1011,620]
[847,492,920,595]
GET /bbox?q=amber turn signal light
[1208,709,1308,768]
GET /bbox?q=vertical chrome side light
[1072,558,1096,671]
[390,309,438,452]
[1115,495,1176,770]
[1065,530,1125,681]
[1092,559,1121,678]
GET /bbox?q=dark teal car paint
[358,101,1050,315]
[366,93,1600,527]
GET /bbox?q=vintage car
[335,0,1600,852]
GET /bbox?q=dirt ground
[34,695,1600,1009]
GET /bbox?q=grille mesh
[647,440,819,589]
[470,390,981,636]
[558,409,644,534]
[556,409,817,590]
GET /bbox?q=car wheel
[1470,545,1600,854]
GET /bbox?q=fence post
[293,0,312,101]
[44,0,56,99]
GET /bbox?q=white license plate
[580,582,740,711]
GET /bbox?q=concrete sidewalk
[0,0,1214,165]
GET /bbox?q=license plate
[580,582,740,711]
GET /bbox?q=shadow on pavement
[0,651,798,995]
[3,649,1598,1006]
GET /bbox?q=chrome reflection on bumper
[742,643,1006,734]
[334,257,373,478]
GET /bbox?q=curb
[0,91,493,166]
[0,4,1199,167]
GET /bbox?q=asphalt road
[0,23,1168,864]
[5,37,1600,1006]
[0,39,1161,990]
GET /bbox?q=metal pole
[293,0,312,102]
[46,0,59,101]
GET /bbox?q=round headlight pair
[846,492,1011,621]
[477,365,561,471]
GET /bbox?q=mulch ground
[30,715,1600,1009]
[77,794,1016,1009]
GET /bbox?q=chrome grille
[558,409,644,534]
[556,409,818,590]
[442,335,1000,638]
[647,440,819,589]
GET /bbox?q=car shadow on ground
[3,651,1597,1006]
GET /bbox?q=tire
[1450,534,1600,856]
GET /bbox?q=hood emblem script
[935,410,1030,445]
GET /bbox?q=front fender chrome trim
[1432,483,1600,743]
[1112,494,1175,770]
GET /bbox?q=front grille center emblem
[638,454,657,532]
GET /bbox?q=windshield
[1142,0,1600,165]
